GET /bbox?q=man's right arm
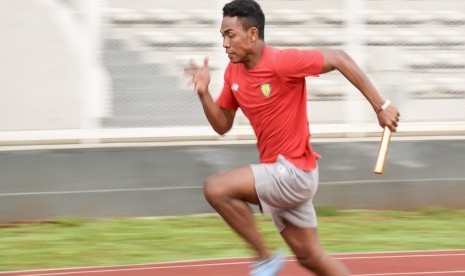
[188,58,236,135]
[198,91,236,135]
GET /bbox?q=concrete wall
[1,139,464,223]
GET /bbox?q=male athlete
[186,0,400,275]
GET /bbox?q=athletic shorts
[251,155,319,232]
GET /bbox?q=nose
[222,37,230,49]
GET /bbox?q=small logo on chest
[260,83,271,98]
[231,83,239,92]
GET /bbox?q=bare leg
[203,166,271,260]
[280,222,350,275]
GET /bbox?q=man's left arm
[320,49,400,132]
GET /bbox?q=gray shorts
[251,155,319,232]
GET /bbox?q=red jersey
[216,46,324,171]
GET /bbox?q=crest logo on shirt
[231,83,239,92]
[260,83,271,98]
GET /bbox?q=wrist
[376,99,391,114]
[198,90,211,100]
[197,88,207,96]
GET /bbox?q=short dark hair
[223,0,265,40]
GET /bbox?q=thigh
[254,156,318,209]
[207,166,260,204]
[252,157,319,231]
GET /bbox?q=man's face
[220,16,253,63]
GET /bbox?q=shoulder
[275,47,323,59]
[269,47,324,78]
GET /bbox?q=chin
[229,57,242,64]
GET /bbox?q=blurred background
[0,0,464,138]
[0,0,464,222]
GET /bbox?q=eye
[224,32,234,37]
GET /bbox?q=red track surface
[3,250,465,276]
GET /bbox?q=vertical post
[77,0,111,132]
[213,0,229,98]
[344,0,368,134]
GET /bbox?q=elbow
[336,50,355,73]
[214,113,234,136]
[215,129,227,136]
[336,49,350,58]
[211,109,234,136]
[213,126,230,136]
[321,49,351,73]
[332,50,351,67]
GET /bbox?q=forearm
[338,55,387,113]
[198,92,233,135]
[187,57,234,134]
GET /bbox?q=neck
[244,41,266,70]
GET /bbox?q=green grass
[1,208,464,272]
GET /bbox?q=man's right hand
[185,58,210,96]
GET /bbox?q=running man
[186,0,400,275]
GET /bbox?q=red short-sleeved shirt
[216,46,324,171]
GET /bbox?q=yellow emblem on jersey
[260,83,271,98]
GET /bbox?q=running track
[3,250,465,276]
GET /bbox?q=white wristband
[381,99,391,111]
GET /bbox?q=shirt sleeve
[274,48,324,81]
[215,64,239,110]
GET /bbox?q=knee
[203,175,226,204]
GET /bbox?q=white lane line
[7,261,254,276]
[1,177,464,197]
[7,250,464,274]
[0,186,201,197]
[11,266,465,276]
[322,178,465,185]
[18,269,465,276]
[6,251,465,276]
[335,253,465,260]
[353,271,465,276]
[332,249,465,256]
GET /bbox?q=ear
[248,27,259,42]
